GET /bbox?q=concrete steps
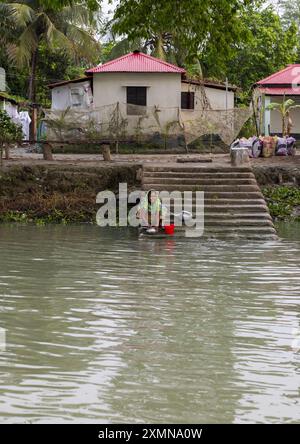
[143,184,260,192]
[202,200,268,207]
[204,213,273,221]
[156,191,263,199]
[143,166,252,173]
[143,171,255,179]
[204,219,274,227]
[143,177,258,185]
[142,164,277,240]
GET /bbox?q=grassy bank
[262,186,300,221]
[253,165,300,221]
[0,164,141,224]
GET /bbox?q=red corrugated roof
[257,64,300,85]
[86,51,186,74]
[258,87,300,96]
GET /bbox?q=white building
[48,78,93,110]
[47,52,237,144]
[49,51,235,115]
[0,92,19,119]
[256,64,300,137]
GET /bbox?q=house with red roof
[256,64,300,137]
[48,51,236,123]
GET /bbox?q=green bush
[263,186,300,220]
[0,110,23,163]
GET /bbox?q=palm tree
[267,98,300,136]
[0,0,101,102]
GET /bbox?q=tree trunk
[28,48,39,142]
[0,144,3,167]
[4,144,10,160]
[28,48,38,103]
[102,144,112,161]
[282,114,286,137]
[42,142,53,161]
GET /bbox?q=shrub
[0,109,23,163]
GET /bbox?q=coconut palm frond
[152,34,167,61]
[108,38,144,60]
[36,12,61,48]
[58,4,100,28]
[7,22,38,67]
[4,2,35,28]
[47,26,75,54]
[64,24,100,60]
[1,0,102,101]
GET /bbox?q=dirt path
[3,148,300,168]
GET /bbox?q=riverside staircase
[142,164,277,240]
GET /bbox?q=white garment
[19,111,31,140]
[5,102,18,119]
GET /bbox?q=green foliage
[0,209,89,224]
[110,1,298,95]
[37,1,101,11]
[0,44,87,106]
[263,186,300,220]
[111,0,255,68]
[0,0,299,111]
[0,109,22,144]
[226,5,299,95]
[0,210,28,222]
[0,109,23,164]
[0,0,102,101]
[100,37,145,63]
[238,117,257,138]
[279,0,300,30]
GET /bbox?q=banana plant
[266,98,300,136]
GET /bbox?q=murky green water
[0,223,299,424]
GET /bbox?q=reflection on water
[0,224,299,423]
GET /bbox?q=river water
[0,223,299,423]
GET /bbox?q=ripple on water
[0,224,299,423]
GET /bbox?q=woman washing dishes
[138,189,167,234]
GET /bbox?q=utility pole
[225,77,228,111]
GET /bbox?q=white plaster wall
[92,72,182,130]
[181,82,234,110]
[269,95,300,134]
[92,72,181,109]
[205,87,234,110]
[3,101,18,119]
[51,81,92,110]
[51,85,70,110]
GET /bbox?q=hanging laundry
[19,111,31,140]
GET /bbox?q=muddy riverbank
[0,158,299,223]
[0,163,141,223]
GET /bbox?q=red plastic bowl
[164,224,175,235]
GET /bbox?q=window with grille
[181,92,195,110]
[127,87,147,115]
[71,88,83,107]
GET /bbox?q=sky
[102,0,115,19]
